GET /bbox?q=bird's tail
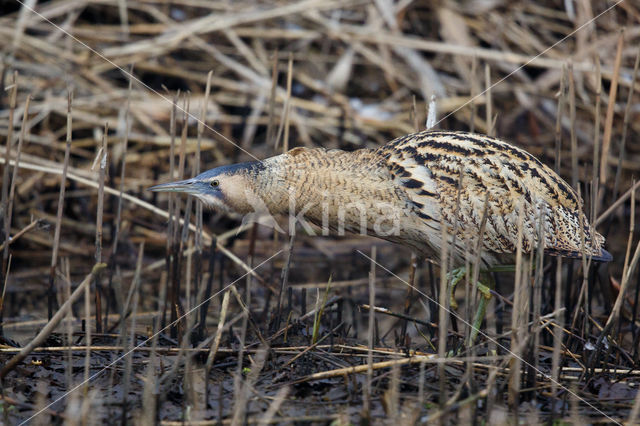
[544,248,613,262]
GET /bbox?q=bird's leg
[467,273,494,347]
[468,265,526,347]
[446,267,496,348]
[486,264,517,273]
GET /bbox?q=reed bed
[1,0,639,423]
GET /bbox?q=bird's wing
[378,130,606,260]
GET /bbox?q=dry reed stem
[568,62,578,189]
[0,160,262,281]
[257,386,289,426]
[508,206,525,410]
[438,225,449,413]
[596,180,640,226]
[4,94,29,262]
[551,258,563,398]
[283,53,293,152]
[592,56,602,222]
[598,190,639,342]
[296,354,437,385]
[48,90,72,320]
[612,47,640,201]
[0,219,37,252]
[1,73,18,266]
[362,245,376,418]
[599,29,624,185]
[120,242,144,424]
[274,230,295,331]
[484,64,493,136]
[204,289,229,395]
[112,67,133,255]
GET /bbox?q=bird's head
[148,161,266,214]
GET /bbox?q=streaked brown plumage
[150,130,611,266]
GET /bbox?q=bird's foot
[447,267,468,310]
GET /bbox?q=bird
[149,129,612,268]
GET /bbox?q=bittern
[150,130,611,342]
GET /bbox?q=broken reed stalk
[111,66,134,256]
[283,53,293,153]
[295,355,436,385]
[266,48,279,146]
[484,63,492,136]
[469,56,477,133]
[0,220,37,252]
[411,95,419,131]
[49,90,73,321]
[274,52,293,151]
[177,96,189,184]
[596,181,640,229]
[94,123,109,334]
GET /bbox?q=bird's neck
[252,147,399,229]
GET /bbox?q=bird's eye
[210,180,219,188]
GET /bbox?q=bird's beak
[148,178,199,194]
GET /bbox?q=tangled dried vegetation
[0,0,640,424]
